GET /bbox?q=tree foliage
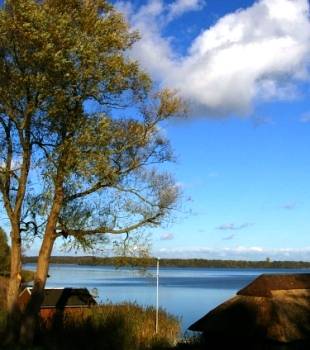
[0,0,184,324]
[0,228,10,274]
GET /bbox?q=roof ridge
[237,273,310,297]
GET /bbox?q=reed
[38,302,180,350]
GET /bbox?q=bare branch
[64,181,112,202]
[113,185,159,207]
[60,212,163,237]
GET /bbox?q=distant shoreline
[23,256,310,269]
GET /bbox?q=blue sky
[111,0,310,261]
[2,0,309,260]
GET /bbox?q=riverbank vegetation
[23,256,310,269]
[0,302,180,350]
[40,303,180,350]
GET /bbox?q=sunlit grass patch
[39,302,180,350]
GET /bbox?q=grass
[0,275,181,349]
[0,302,180,350]
[1,302,309,350]
[38,303,180,350]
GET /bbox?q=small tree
[0,0,184,343]
[0,227,10,274]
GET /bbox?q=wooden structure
[189,273,310,343]
[18,287,97,319]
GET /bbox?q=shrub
[0,276,8,309]
[0,228,10,275]
[20,270,35,284]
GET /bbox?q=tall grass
[0,277,180,350]
[0,308,7,339]
[38,302,180,350]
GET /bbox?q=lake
[24,264,310,332]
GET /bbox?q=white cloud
[300,111,310,123]
[208,171,219,178]
[168,0,205,20]
[123,0,310,116]
[223,234,235,240]
[280,202,297,210]
[252,115,274,127]
[160,232,175,240]
[156,245,310,260]
[216,222,253,230]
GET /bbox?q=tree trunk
[19,229,56,345]
[6,224,22,345]
[19,185,63,345]
[7,230,22,311]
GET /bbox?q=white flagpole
[155,257,160,334]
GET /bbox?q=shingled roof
[237,273,310,297]
[20,288,97,308]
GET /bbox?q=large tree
[0,0,183,343]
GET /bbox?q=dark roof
[237,273,310,297]
[29,288,97,308]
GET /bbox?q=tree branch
[14,111,32,216]
[64,181,112,202]
[113,185,158,207]
[60,212,163,237]
[0,118,14,217]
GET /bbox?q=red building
[18,287,97,320]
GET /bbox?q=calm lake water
[24,264,310,332]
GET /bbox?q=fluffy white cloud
[156,245,310,260]
[122,0,310,116]
[167,0,205,20]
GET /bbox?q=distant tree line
[23,256,310,269]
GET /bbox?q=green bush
[0,228,10,275]
[20,270,35,284]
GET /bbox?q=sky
[111,0,310,261]
[2,0,310,261]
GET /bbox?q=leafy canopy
[0,0,185,253]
